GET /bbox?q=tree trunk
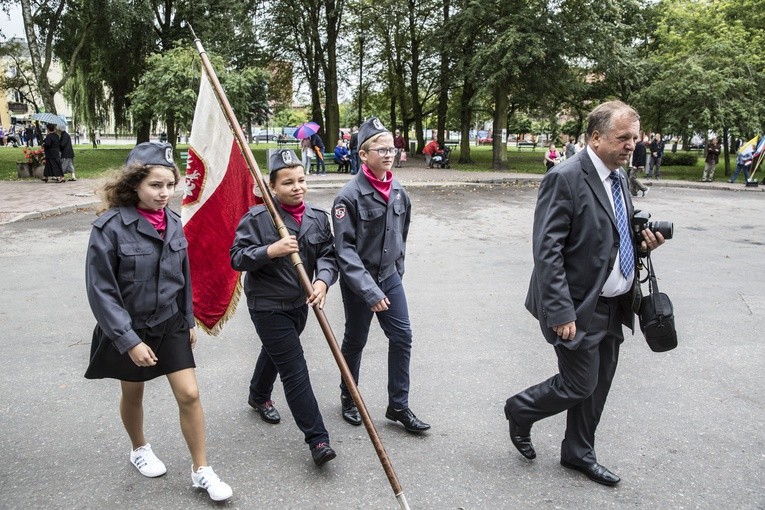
[458,79,475,164]
[435,0,450,145]
[407,0,424,154]
[722,126,730,176]
[492,84,508,170]
[322,0,342,149]
[166,112,176,151]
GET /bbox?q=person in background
[41,123,64,183]
[59,127,77,181]
[349,126,360,175]
[334,138,351,173]
[34,122,43,146]
[311,133,326,175]
[702,137,720,182]
[729,142,754,184]
[84,142,233,501]
[565,136,577,159]
[629,134,649,197]
[544,142,563,171]
[648,133,665,179]
[24,123,34,147]
[300,137,313,175]
[423,135,441,168]
[393,129,406,168]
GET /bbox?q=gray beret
[357,117,390,149]
[269,149,302,173]
[126,142,175,168]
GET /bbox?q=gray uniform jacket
[86,206,194,355]
[332,173,411,307]
[525,150,637,349]
[230,202,338,311]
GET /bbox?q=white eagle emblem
[373,118,383,130]
[281,150,293,165]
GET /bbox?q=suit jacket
[525,149,637,349]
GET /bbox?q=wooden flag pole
[184,22,411,510]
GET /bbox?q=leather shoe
[341,394,362,426]
[560,459,620,486]
[385,406,431,432]
[505,404,535,459]
[311,442,336,466]
[248,397,281,424]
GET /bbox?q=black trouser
[506,297,623,465]
[249,306,329,448]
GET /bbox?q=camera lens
[649,220,673,240]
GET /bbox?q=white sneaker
[191,465,233,501]
[130,443,167,478]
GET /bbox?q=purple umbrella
[294,122,320,140]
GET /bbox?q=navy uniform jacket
[86,206,194,355]
[332,173,411,307]
[230,202,338,311]
[525,149,637,349]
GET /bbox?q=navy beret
[269,149,302,173]
[126,142,175,168]
[357,117,390,149]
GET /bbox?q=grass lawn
[0,143,732,182]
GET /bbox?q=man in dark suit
[504,101,665,486]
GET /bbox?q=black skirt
[84,312,196,382]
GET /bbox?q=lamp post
[357,33,365,126]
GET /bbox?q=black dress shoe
[505,404,536,459]
[248,397,281,424]
[560,460,620,486]
[341,394,362,426]
[311,442,336,466]
[385,406,431,432]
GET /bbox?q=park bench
[516,141,537,151]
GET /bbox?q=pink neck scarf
[280,201,306,225]
[362,164,393,202]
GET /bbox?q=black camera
[632,210,673,240]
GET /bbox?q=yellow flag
[739,135,759,154]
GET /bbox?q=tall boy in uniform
[332,117,430,433]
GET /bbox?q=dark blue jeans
[729,162,750,183]
[315,150,326,174]
[249,306,329,447]
[350,150,359,174]
[339,272,413,408]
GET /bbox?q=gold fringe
[195,275,244,337]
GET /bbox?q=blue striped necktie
[609,171,634,278]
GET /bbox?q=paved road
[0,179,763,509]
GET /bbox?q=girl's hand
[189,328,197,349]
[371,297,390,312]
[307,280,328,309]
[267,235,299,259]
[128,342,158,367]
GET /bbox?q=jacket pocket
[119,242,154,281]
[358,207,385,238]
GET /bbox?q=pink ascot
[362,163,393,202]
[136,206,167,234]
[280,201,306,225]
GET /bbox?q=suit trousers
[507,296,624,465]
[248,306,329,448]
[339,272,413,408]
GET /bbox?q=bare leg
[120,381,147,449]
[167,368,207,470]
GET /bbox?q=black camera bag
[638,254,678,352]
